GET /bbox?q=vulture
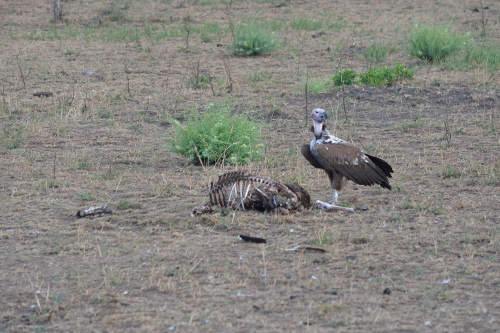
[301,108,393,211]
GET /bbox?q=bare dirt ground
[1,0,499,332]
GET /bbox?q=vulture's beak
[312,109,328,123]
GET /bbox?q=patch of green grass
[409,24,469,63]
[169,99,264,165]
[81,193,95,201]
[312,228,334,246]
[441,165,464,178]
[233,23,280,56]
[249,70,273,83]
[444,42,500,71]
[290,19,323,31]
[2,124,25,150]
[76,157,92,170]
[117,200,142,210]
[39,180,62,189]
[327,320,346,328]
[35,326,47,332]
[353,237,368,244]
[304,78,333,93]
[363,41,395,63]
[187,73,213,89]
[200,22,226,42]
[328,18,349,32]
[397,118,428,131]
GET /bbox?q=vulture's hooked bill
[301,108,394,211]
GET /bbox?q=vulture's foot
[314,200,355,213]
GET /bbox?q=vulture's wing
[315,142,391,189]
[301,144,323,169]
[365,153,394,178]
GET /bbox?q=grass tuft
[409,24,469,63]
[233,23,280,56]
[169,99,264,165]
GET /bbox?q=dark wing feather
[301,144,323,169]
[315,142,391,189]
[365,153,393,177]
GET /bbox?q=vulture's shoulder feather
[301,144,323,169]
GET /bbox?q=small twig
[304,68,309,125]
[444,118,451,145]
[193,59,200,88]
[1,84,6,111]
[225,1,235,48]
[67,85,75,106]
[193,145,207,171]
[124,42,134,99]
[183,16,192,52]
[479,0,486,36]
[222,56,233,93]
[53,0,61,23]
[296,47,302,79]
[15,50,27,89]
[53,150,57,180]
[162,54,175,92]
[182,256,205,279]
[337,55,348,121]
[208,72,216,96]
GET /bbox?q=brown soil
[1,0,499,332]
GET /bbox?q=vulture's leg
[317,173,353,211]
[332,189,339,203]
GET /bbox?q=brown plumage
[301,108,393,206]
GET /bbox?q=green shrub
[333,64,413,86]
[409,24,469,63]
[233,24,279,56]
[169,100,263,165]
[392,63,414,80]
[333,69,357,85]
[359,63,414,85]
[359,67,393,85]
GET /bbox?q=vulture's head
[311,108,328,139]
[312,108,328,122]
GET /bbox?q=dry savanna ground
[1,0,500,332]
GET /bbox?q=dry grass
[1,0,499,332]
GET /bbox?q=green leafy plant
[233,24,279,56]
[169,100,264,165]
[359,63,413,85]
[409,24,469,63]
[359,67,394,85]
[392,62,414,80]
[333,69,356,85]
[333,64,413,86]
